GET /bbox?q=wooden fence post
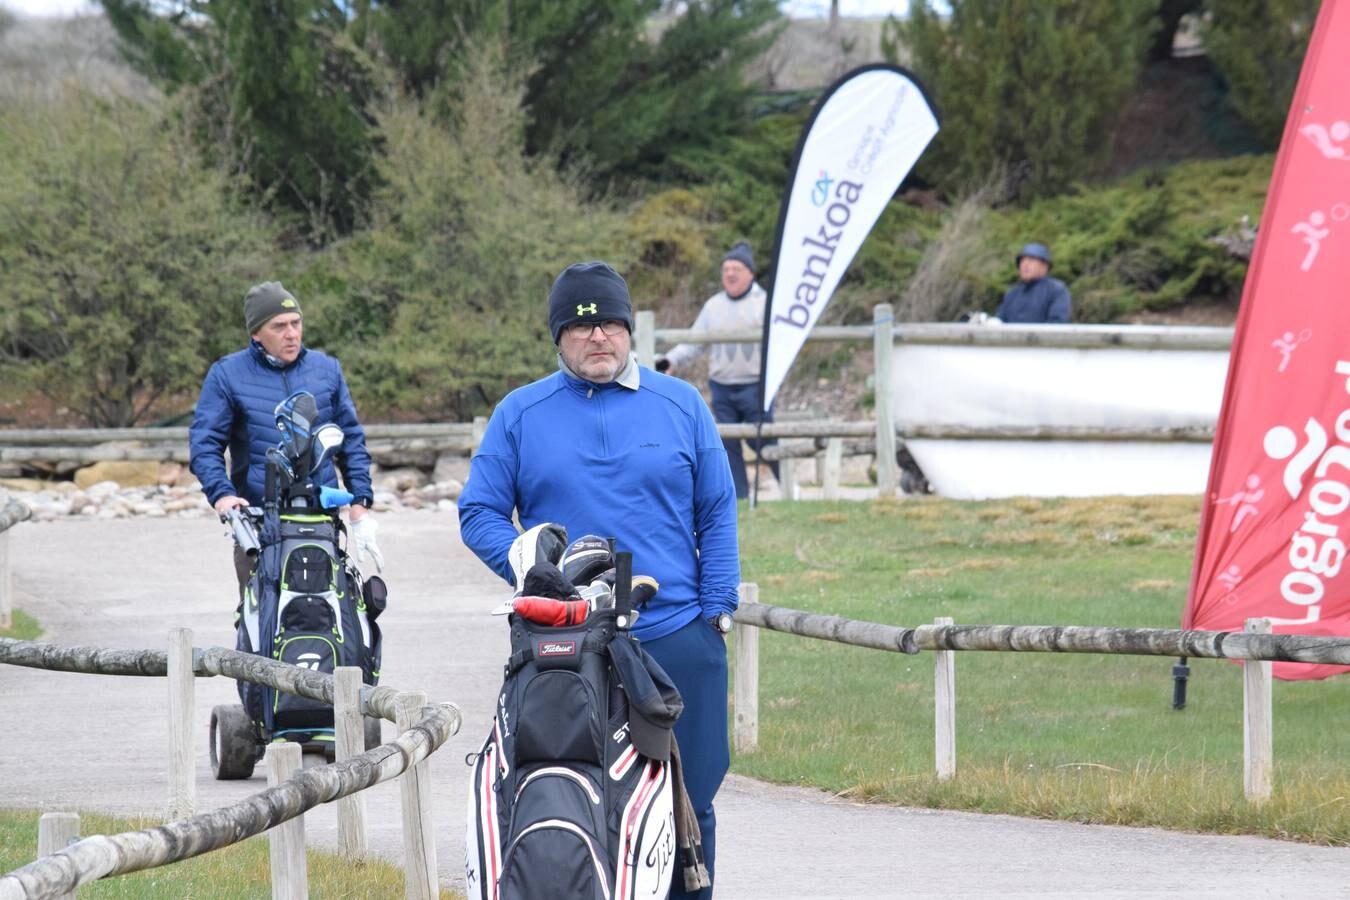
[471,416,487,453]
[265,742,307,900]
[933,616,956,780]
[822,438,843,500]
[167,627,195,820]
[778,457,796,501]
[37,812,79,900]
[0,527,11,630]
[635,309,657,369]
[733,583,760,754]
[334,666,368,860]
[396,691,437,900]
[1243,617,1273,802]
[872,304,898,498]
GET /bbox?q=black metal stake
[1171,656,1190,710]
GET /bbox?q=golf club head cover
[520,562,578,601]
[560,534,613,587]
[511,596,590,627]
[629,575,659,609]
[508,522,568,592]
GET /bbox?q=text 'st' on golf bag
[236,510,384,745]
[465,603,707,900]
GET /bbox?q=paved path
[2,513,1347,898]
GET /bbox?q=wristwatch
[710,612,734,634]
[355,497,373,509]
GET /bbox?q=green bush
[885,0,1157,199]
[0,88,274,426]
[977,155,1273,319]
[294,42,631,420]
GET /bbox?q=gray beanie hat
[244,281,301,334]
[723,240,755,273]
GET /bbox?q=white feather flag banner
[760,65,940,411]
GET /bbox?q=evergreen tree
[1203,0,1319,147]
[101,0,377,241]
[361,0,781,181]
[884,0,1157,199]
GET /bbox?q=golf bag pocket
[273,633,337,729]
[500,815,611,900]
[516,670,602,765]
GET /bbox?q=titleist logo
[538,641,576,657]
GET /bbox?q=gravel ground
[1,513,1347,899]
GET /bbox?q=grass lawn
[0,809,464,899]
[0,608,41,641]
[734,495,1349,845]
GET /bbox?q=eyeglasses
[563,319,627,339]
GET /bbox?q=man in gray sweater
[658,241,779,499]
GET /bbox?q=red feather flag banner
[1184,0,1350,680]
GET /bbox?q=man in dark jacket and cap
[996,242,1073,323]
[189,281,381,589]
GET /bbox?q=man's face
[253,313,303,363]
[721,260,753,297]
[1018,256,1050,282]
[558,319,631,383]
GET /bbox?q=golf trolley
[210,390,385,779]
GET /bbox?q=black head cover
[520,562,579,601]
[561,534,613,588]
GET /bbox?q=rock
[158,461,184,486]
[84,480,121,501]
[432,452,470,485]
[0,478,53,493]
[74,460,161,490]
[376,467,427,492]
[69,493,94,515]
[436,498,456,513]
[0,463,22,478]
[438,479,463,500]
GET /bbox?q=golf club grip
[614,550,633,618]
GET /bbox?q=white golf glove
[351,515,384,573]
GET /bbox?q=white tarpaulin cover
[894,343,1230,499]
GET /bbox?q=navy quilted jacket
[189,342,373,507]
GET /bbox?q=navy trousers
[709,380,778,500]
[642,616,729,899]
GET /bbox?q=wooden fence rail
[0,637,462,900]
[731,594,1350,802]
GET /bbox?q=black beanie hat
[723,240,755,273]
[548,262,633,343]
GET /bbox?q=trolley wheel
[364,714,383,751]
[210,704,258,780]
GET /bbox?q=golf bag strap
[669,735,711,891]
[503,627,613,678]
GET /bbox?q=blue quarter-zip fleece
[189,341,373,507]
[458,367,740,642]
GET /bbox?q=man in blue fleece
[458,261,739,899]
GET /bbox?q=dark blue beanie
[548,261,633,343]
[723,240,755,273]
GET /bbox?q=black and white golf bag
[465,600,708,900]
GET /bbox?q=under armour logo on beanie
[548,262,633,343]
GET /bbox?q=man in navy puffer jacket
[189,281,379,586]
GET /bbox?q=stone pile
[0,467,464,522]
